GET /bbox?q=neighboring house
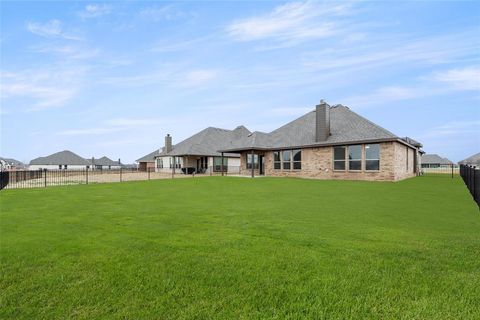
[459,152,480,167]
[88,156,122,170]
[29,150,91,170]
[219,100,423,181]
[153,128,251,174]
[0,157,25,171]
[136,149,163,172]
[420,154,454,168]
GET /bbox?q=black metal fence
[459,165,480,207]
[0,166,242,190]
[421,164,459,176]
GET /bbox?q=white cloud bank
[226,1,352,46]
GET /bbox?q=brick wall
[238,142,417,181]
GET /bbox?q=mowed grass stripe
[1,176,479,319]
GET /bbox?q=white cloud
[342,65,480,108]
[58,128,122,136]
[431,66,480,91]
[26,19,81,40]
[302,31,479,72]
[27,19,62,37]
[182,69,219,87]
[58,118,168,136]
[138,5,193,21]
[226,1,351,45]
[79,4,111,19]
[104,118,165,127]
[342,86,431,108]
[32,44,99,60]
[421,120,480,138]
[1,65,87,111]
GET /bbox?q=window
[348,145,362,171]
[246,154,259,169]
[213,157,228,172]
[365,144,380,171]
[283,150,291,170]
[59,165,62,170]
[156,158,163,169]
[273,151,281,169]
[169,157,173,169]
[333,146,346,170]
[175,157,181,169]
[64,165,68,170]
[293,149,301,170]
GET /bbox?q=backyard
[0,175,479,319]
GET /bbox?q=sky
[1,0,479,164]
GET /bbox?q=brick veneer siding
[238,141,417,181]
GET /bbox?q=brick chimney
[165,134,172,153]
[316,99,330,142]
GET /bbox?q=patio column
[251,149,254,178]
[221,152,224,176]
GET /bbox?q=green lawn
[1,176,479,319]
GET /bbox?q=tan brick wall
[393,143,416,181]
[238,142,417,181]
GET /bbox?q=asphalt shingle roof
[136,149,164,163]
[164,125,250,157]
[421,154,453,165]
[459,152,480,166]
[89,156,121,166]
[29,150,91,165]
[221,105,411,151]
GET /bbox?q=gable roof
[220,104,418,152]
[459,152,480,166]
[89,156,121,166]
[30,150,90,166]
[421,154,453,165]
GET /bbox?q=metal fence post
[44,169,47,188]
[86,167,89,185]
[120,167,122,182]
[148,167,151,180]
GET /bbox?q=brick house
[219,100,423,181]
[153,127,251,174]
[136,150,159,172]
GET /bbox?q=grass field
[1,175,479,319]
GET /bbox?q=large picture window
[282,150,291,170]
[365,144,380,171]
[348,145,362,171]
[293,149,301,170]
[246,154,259,169]
[333,146,346,170]
[273,151,281,169]
[213,157,228,172]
